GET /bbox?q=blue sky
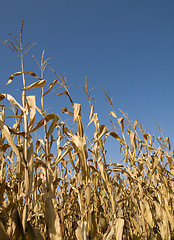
[0,1,174,161]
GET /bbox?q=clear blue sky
[0,1,174,161]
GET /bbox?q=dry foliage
[0,21,173,240]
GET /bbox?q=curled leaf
[110,132,126,146]
[7,71,42,85]
[21,79,46,90]
[0,94,25,112]
[31,114,57,133]
[43,80,58,96]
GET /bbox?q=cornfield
[0,21,173,240]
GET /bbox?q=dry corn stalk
[0,21,173,240]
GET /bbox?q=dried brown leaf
[0,94,25,112]
[21,79,46,90]
[109,111,118,119]
[46,115,59,138]
[0,120,21,177]
[43,80,58,96]
[31,114,56,133]
[109,132,126,146]
[7,71,42,85]
[45,197,62,240]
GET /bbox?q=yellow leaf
[0,120,21,177]
[89,104,94,120]
[166,137,171,151]
[56,90,73,104]
[45,197,62,240]
[134,119,138,130]
[7,71,42,85]
[110,132,126,146]
[115,218,125,240]
[109,111,117,119]
[62,107,73,116]
[25,136,34,198]
[73,103,81,122]
[118,117,124,132]
[69,133,86,150]
[46,115,59,137]
[97,125,109,140]
[43,80,58,96]
[31,114,56,133]
[128,130,136,150]
[0,94,25,112]
[21,79,46,90]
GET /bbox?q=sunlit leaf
[31,114,56,132]
[0,94,25,112]
[110,132,126,146]
[21,79,46,90]
[43,80,58,96]
[7,71,42,85]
